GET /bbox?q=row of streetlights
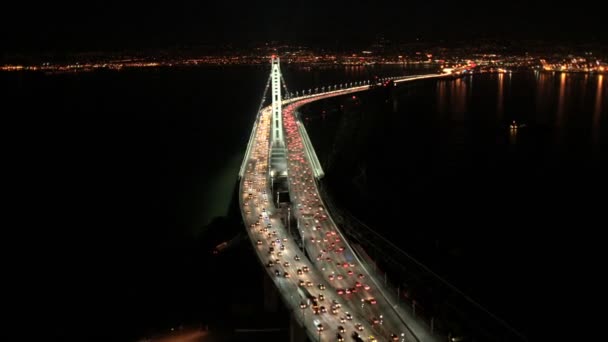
[286,76,402,98]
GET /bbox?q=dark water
[5,65,603,340]
[4,66,272,341]
[3,64,428,341]
[302,71,607,338]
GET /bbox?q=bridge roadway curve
[239,74,448,342]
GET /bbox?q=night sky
[2,0,606,52]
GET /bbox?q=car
[328,275,335,281]
[318,294,325,301]
[294,255,301,261]
[355,323,364,331]
[280,245,285,251]
[347,270,354,276]
[358,273,365,279]
[336,333,344,342]
[318,284,326,290]
[302,266,309,272]
[284,272,290,278]
[390,334,399,341]
[274,269,281,276]
[297,269,303,275]
[283,262,290,267]
[337,325,345,333]
[320,306,327,313]
[371,317,379,325]
[345,312,352,320]
[339,316,346,323]
[256,240,262,245]
[299,280,306,286]
[267,261,274,267]
[366,298,377,305]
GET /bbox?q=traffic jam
[241,89,407,342]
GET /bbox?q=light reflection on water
[433,71,606,146]
[497,73,504,119]
[592,75,604,144]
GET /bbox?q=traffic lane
[283,107,408,341]
[244,174,374,330]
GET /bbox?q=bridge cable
[256,72,273,117]
[280,74,290,98]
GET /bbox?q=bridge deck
[239,74,449,342]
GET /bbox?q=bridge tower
[269,55,287,176]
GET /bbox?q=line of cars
[241,105,378,341]
[282,98,403,342]
[242,90,408,341]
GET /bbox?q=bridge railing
[318,182,529,342]
[239,112,262,178]
[349,241,439,338]
[283,72,526,342]
[317,182,438,342]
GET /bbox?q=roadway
[241,101,376,342]
[282,98,408,342]
[239,74,449,342]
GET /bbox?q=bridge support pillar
[290,311,308,342]
[269,55,288,177]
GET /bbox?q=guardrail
[239,112,262,179]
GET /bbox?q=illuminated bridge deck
[239,74,449,342]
